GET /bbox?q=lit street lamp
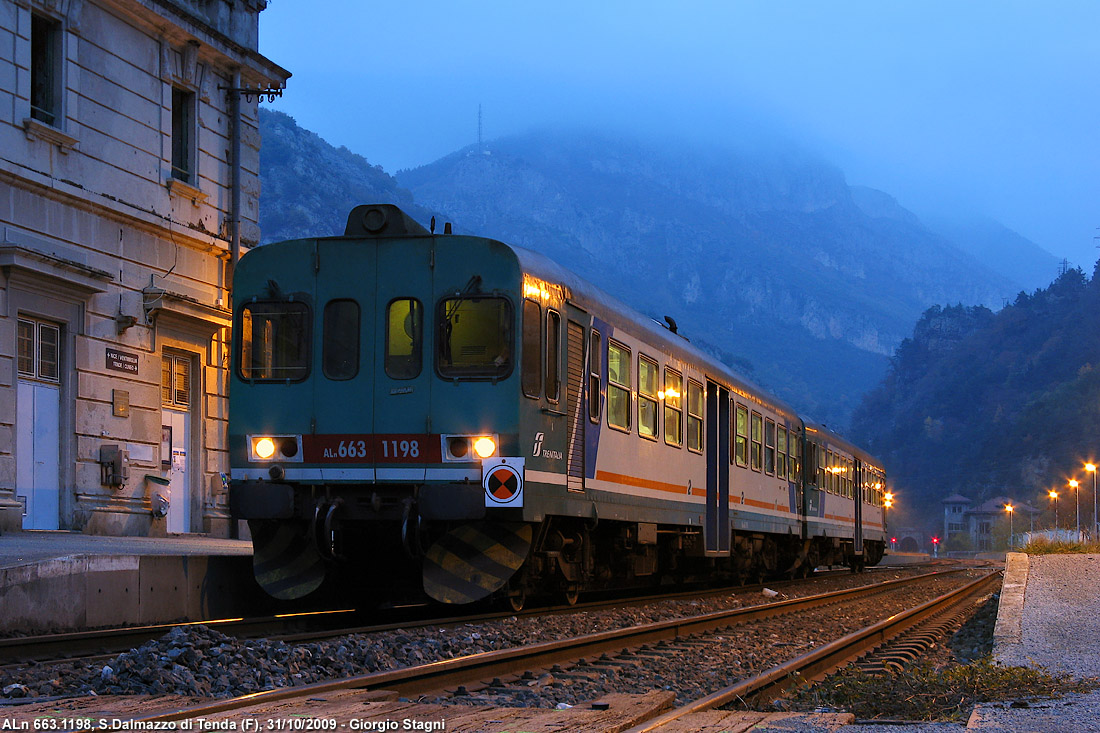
[1005,504,1014,550]
[1087,463,1097,541]
[1050,490,1059,533]
[1070,479,1081,541]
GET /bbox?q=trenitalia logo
[532,432,544,457]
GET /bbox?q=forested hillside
[850,264,1100,524]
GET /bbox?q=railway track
[0,563,935,669]
[4,566,991,729]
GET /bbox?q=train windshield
[238,301,311,381]
[437,297,513,379]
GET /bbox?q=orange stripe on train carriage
[595,470,706,496]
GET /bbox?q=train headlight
[255,438,276,460]
[249,435,304,463]
[473,436,497,458]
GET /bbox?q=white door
[16,381,60,530]
[162,408,191,533]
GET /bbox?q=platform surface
[0,529,252,568]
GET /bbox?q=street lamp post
[1087,463,1097,541]
[1070,479,1081,541]
[1005,504,1014,550]
[1050,490,1059,535]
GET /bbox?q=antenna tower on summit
[478,104,483,153]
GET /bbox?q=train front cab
[230,206,532,602]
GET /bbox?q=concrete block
[0,557,92,631]
[85,555,140,627]
[137,555,189,623]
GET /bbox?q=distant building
[942,493,1039,551]
[1,0,288,535]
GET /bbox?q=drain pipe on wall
[230,69,243,271]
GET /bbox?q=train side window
[607,340,631,431]
[734,404,748,467]
[521,300,541,398]
[437,296,513,379]
[546,309,561,402]
[385,298,422,380]
[790,434,801,482]
[764,419,776,475]
[777,426,788,480]
[238,300,311,381]
[324,299,360,380]
[664,368,683,447]
[817,445,826,490]
[638,355,659,440]
[687,380,703,453]
[848,459,855,498]
[750,411,762,471]
[588,330,602,422]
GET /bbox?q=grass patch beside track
[1018,537,1100,554]
[785,659,1098,722]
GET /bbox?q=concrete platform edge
[0,553,260,631]
[991,551,1027,659]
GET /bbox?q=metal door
[163,407,191,533]
[564,320,585,492]
[853,460,864,556]
[16,381,59,529]
[372,238,433,473]
[705,380,731,555]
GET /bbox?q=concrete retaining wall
[0,553,269,632]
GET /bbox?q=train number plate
[302,434,442,463]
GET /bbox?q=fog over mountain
[259,110,1044,429]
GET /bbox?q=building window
[734,403,748,467]
[324,299,360,380]
[686,380,703,453]
[663,368,683,447]
[521,300,541,398]
[162,354,191,408]
[31,14,61,127]
[638,356,658,439]
[171,87,195,183]
[17,318,60,382]
[607,341,630,431]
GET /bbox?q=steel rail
[621,570,1001,732]
[0,563,926,667]
[129,568,973,724]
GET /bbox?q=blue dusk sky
[260,1,1100,270]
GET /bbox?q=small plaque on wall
[113,389,130,418]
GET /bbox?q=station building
[0,0,288,535]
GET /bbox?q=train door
[371,239,433,464]
[705,380,731,555]
[564,316,586,492]
[309,240,380,457]
[853,460,864,557]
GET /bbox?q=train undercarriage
[241,483,885,609]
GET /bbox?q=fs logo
[532,432,545,457]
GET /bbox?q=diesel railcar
[229,204,888,607]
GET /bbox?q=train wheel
[507,588,527,612]
[563,584,580,606]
